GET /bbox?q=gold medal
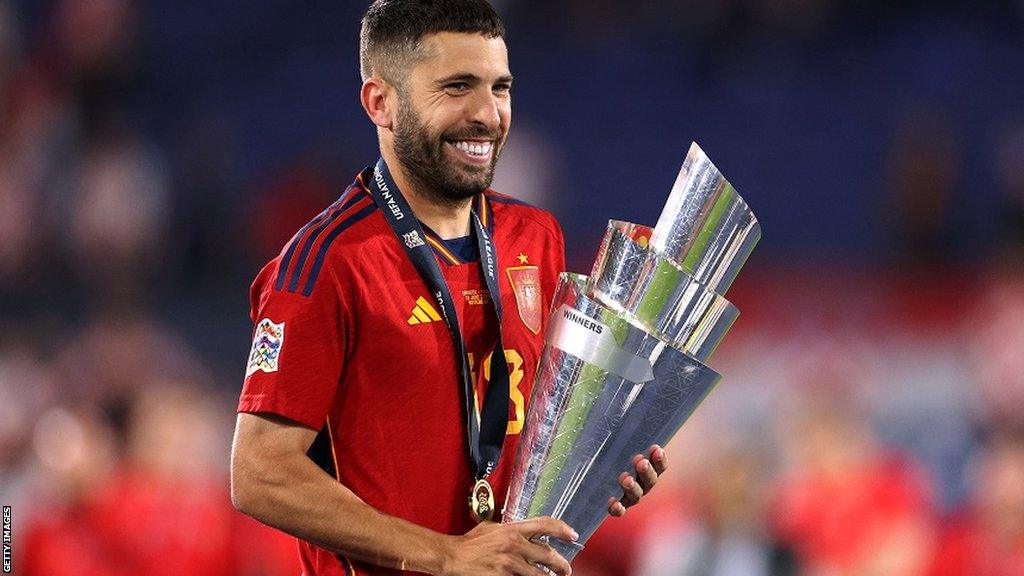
[469,478,495,523]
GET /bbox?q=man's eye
[494,83,511,93]
[446,83,471,92]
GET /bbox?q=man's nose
[467,88,502,131]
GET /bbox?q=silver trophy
[503,143,761,564]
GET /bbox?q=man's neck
[381,150,473,240]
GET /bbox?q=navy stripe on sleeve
[301,203,378,296]
[286,191,368,292]
[275,209,332,292]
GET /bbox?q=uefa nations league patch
[246,318,285,377]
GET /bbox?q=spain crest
[246,318,285,377]
[506,266,542,334]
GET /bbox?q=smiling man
[230,2,665,575]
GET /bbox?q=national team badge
[246,318,285,377]
[403,230,425,249]
[506,266,542,334]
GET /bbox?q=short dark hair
[359,0,506,82]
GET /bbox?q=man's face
[391,32,512,203]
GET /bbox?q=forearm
[231,419,452,573]
[231,411,578,576]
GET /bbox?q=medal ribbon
[366,158,511,482]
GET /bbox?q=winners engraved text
[563,307,604,335]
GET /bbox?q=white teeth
[453,141,492,157]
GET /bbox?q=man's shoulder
[485,189,562,242]
[260,181,387,298]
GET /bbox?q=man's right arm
[230,411,577,576]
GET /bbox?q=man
[230,2,666,575]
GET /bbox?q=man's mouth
[446,140,494,165]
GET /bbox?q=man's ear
[360,77,394,130]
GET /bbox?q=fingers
[649,444,667,475]
[514,516,579,543]
[521,539,572,576]
[492,553,554,576]
[514,558,559,576]
[457,521,574,576]
[618,470,644,509]
[509,519,574,576]
[611,446,668,516]
[633,454,658,494]
[607,496,626,517]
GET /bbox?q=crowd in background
[2,0,1024,574]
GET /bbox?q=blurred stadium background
[3,0,1024,574]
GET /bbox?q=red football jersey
[238,167,566,576]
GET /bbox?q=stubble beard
[392,99,503,207]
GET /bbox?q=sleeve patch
[246,319,286,376]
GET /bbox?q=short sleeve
[237,260,344,430]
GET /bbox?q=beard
[392,99,503,206]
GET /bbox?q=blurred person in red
[99,382,294,576]
[230,2,664,575]
[769,384,937,575]
[928,431,1024,576]
[22,384,296,576]
[21,405,127,576]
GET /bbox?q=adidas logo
[407,296,443,325]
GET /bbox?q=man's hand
[439,517,578,576]
[608,444,667,517]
